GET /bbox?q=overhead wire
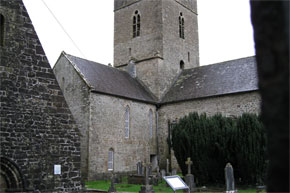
[40,0,86,58]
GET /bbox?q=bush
[171,112,267,186]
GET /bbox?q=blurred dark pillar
[250,1,289,192]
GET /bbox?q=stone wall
[0,0,81,192]
[53,53,90,180]
[114,0,199,99]
[88,93,157,180]
[157,91,261,170]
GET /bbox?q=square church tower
[114,0,199,100]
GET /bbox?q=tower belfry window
[0,14,5,46]
[133,10,141,38]
[179,12,185,39]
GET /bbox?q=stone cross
[185,157,193,175]
[143,162,152,185]
[225,163,235,192]
[108,172,116,193]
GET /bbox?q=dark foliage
[171,112,267,186]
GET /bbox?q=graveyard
[83,158,266,193]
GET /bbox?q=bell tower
[114,0,199,100]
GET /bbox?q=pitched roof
[161,56,258,104]
[63,53,156,103]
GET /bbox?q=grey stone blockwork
[0,0,81,192]
[54,54,90,180]
[114,0,199,99]
[88,94,157,180]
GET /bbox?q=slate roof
[161,56,258,104]
[63,53,156,103]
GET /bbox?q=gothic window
[108,148,114,171]
[133,10,140,38]
[180,60,185,70]
[179,12,185,39]
[125,106,130,138]
[149,109,153,138]
[0,14,5,46]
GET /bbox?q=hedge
[171,112,267,185]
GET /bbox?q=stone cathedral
[54,0,260,180]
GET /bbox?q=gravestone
[161,169,166,179]
[225,163,237,193]
[151,175,159,186]
[137,161,144,176]
[185,157,195,192]
[171,168,177,175]
[108,173,116,193]
[156,167,161,180]
[139,162,155,193]
[166,159,170,175]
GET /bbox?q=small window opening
[188,52,190,62]
[149,109,153,138]
[108,148,114,171]
[179,12,185,39]
[0,14,5,46]
[125,106,130,138]
[133,10,141,38]
[180,60,185,70]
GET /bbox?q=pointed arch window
[0,14,5,46]
[108,148,114,171]
[125,106,130,138]
[149,109,153,138]
[133,10,141,38]
[179,12,185,39]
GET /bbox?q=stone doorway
[0,157,25,192]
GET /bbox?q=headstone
[137,161,144,176]
[225,163,236,193]
[139,162,155,193]
[185,157,195,192]
[148,165,152,175]
[108,173,116,193]
[156,166,161,180]
[185,157,193,175]
[161,169,166,179]
[166,159,170,175]
[151,175,159,186]
[171,168,177,175]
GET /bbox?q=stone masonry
[114,0,199,99]
[0,0,82,192]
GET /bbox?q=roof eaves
[161,88,259,105]
[90,89,157,105]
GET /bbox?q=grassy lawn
[85,178,263,193]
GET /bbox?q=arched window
[133,10,141,38]
[149,109,153,138]
[125,106,130,138]
[180,60,185,70]
[179,12,185,39]
[108,148,114,171]
[0,14,5,46]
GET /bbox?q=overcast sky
[23,0,255,67]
